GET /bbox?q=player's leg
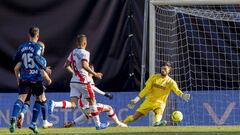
[87,97,103,129]
[48,99,73,114]
[153,103,167,126]
[48,83,78,114]
[123,100,150,124]
[63,83,80,109]
[123,111,144,124]
[29,81,45,134]
[83,83,109,130]
[17,94,31,129]
[40,92,53,128]
[64,97,91,128]
[60,96,79,127]
[64,109,90,128]
[9,81,29,133]
[101,104,127,127]
[70,96,78,108]
[49,99,73,110]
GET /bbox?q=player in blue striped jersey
[16,41,53,129]
[9,27,49,134]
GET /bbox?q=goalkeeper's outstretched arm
[171,81,190,102]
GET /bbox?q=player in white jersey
[64,65,127,128]
[48,34,109,130]
[64,94,127,128]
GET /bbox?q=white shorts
[70,82,95,99]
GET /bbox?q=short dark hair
[76,34,87,45]
[163,61,171,68]
[29,27,39,38]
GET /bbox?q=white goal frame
[144,0,240,126]
[148,0,240,76]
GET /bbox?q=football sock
[107,109,120,124]
[11,99,24,119]
[154,109,163,123]
[90,105,101,127]
[123,115,134,124]
[41,101,48,120]
[154,114,163,123]
[32,101,42,123]
[21,103,30,115]
[55,100,72,109]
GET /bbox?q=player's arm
[128,74,155,109]
[82,60,102,79]
[64,60,75,75]
[41,69,52,85]
[34,45,52,75]
[14,62,21,86]
[92,85,113,99]
[88,65,112,99]
[171,81,190,102]
[34,55,52,75]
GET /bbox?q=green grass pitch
[1,126,240,135]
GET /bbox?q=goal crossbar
[150,0,240,5]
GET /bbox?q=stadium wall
[0,92,148,128]
[1,91,240,128]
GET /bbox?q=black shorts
[25,93,31,103]
[18,81,44,96]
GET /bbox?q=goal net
[147,0,240,125]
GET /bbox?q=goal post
[142,0,240,126]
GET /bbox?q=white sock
[73,114,88,124]
[20,112,24,119]
[107,109,120,124]
[43,120,48,124]
[54,100,72,109]
[90,105,100,127]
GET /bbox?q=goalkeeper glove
[181,92,190,102]
[104,93,113,100]
[128,96,141,109]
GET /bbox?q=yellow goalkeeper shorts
[136,100,165,116]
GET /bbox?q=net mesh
[152,5,240,125]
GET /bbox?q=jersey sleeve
[34,55,47,70]
[34,45,46,70]
[81,51,90,62]
[36,46,42,56]
[171,81,183,96]
[138,74,155,98]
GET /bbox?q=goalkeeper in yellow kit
[123,62,190,126]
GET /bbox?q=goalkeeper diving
[123,62,190,126]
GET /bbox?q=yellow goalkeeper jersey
[138,74,183,104]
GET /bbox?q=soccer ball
[171,111,183,122]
